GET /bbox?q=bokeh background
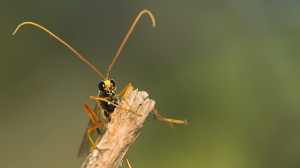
[1,0,300,168]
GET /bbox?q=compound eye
[110,79,116,87]
[98,81,105,91]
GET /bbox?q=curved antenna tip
[142,9,156,28]
[12,24,21,36]
[12,22,31,36]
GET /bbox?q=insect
[13,9,186,167]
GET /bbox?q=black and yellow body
[77,81,132,158]
[98,79,118,119]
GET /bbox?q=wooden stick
[81,86,155,168]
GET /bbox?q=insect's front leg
[89,96,129,112]
[113,83,132,99]
[114,83,141,116]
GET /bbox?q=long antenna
[106,9,156,79]
[12,22,106,80]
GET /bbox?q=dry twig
[81,86,155,168]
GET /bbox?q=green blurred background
[1,0,300,168]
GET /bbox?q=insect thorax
[98,91,119,118]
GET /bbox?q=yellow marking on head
[103,80,111,87]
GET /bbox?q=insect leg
[78,102,102,158]
[84,103,110,150]
[112,83,132,99]
[87,123,104,150]
[84,103,106,129]
[112,83,141,116]
[89,96,131,112]
[124,155,132,168]
[152,108,187,128]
